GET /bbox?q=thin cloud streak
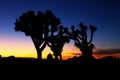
[70,48,120,56]
[69,53,82,56]
[94,48,120,54]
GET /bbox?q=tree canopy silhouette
[47,25,70,60]
[14,10,61,60]
[14,10,97,61]
[70,22,97,59]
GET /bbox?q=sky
[0,0,120,60]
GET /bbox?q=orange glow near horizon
[0,37,81,60]
[0,44,80,60]
[0,37,37,58]
[0,37,120,60]
[42,42,81,60]
[93,53,120,59]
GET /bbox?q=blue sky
[0,0,120,58]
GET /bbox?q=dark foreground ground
[0,56,119,77]
[0,56,120,65]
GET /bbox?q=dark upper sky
[0,0,120,49]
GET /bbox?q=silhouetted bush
[47,53,53,60]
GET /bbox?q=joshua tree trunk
[36,47,42,60]
[31,37,46,60]
[81,48,94,60]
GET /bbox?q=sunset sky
[0,0,120,60]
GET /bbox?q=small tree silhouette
[70,22,97,59]
[47,25,70,60]
[14,10,60,60]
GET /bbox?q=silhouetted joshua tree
[14,10,60,60]
[47,25,70,60]
[70,22,97,59]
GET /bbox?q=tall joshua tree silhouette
[70,22,97,59]
[14,10,60,60]
[47,25,70,60]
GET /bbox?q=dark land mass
[0,56,120,65]
[0,56,120,76]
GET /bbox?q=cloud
[94,49,120,54]
[70,53,81,56]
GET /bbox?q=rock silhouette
[47,53,53,60]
